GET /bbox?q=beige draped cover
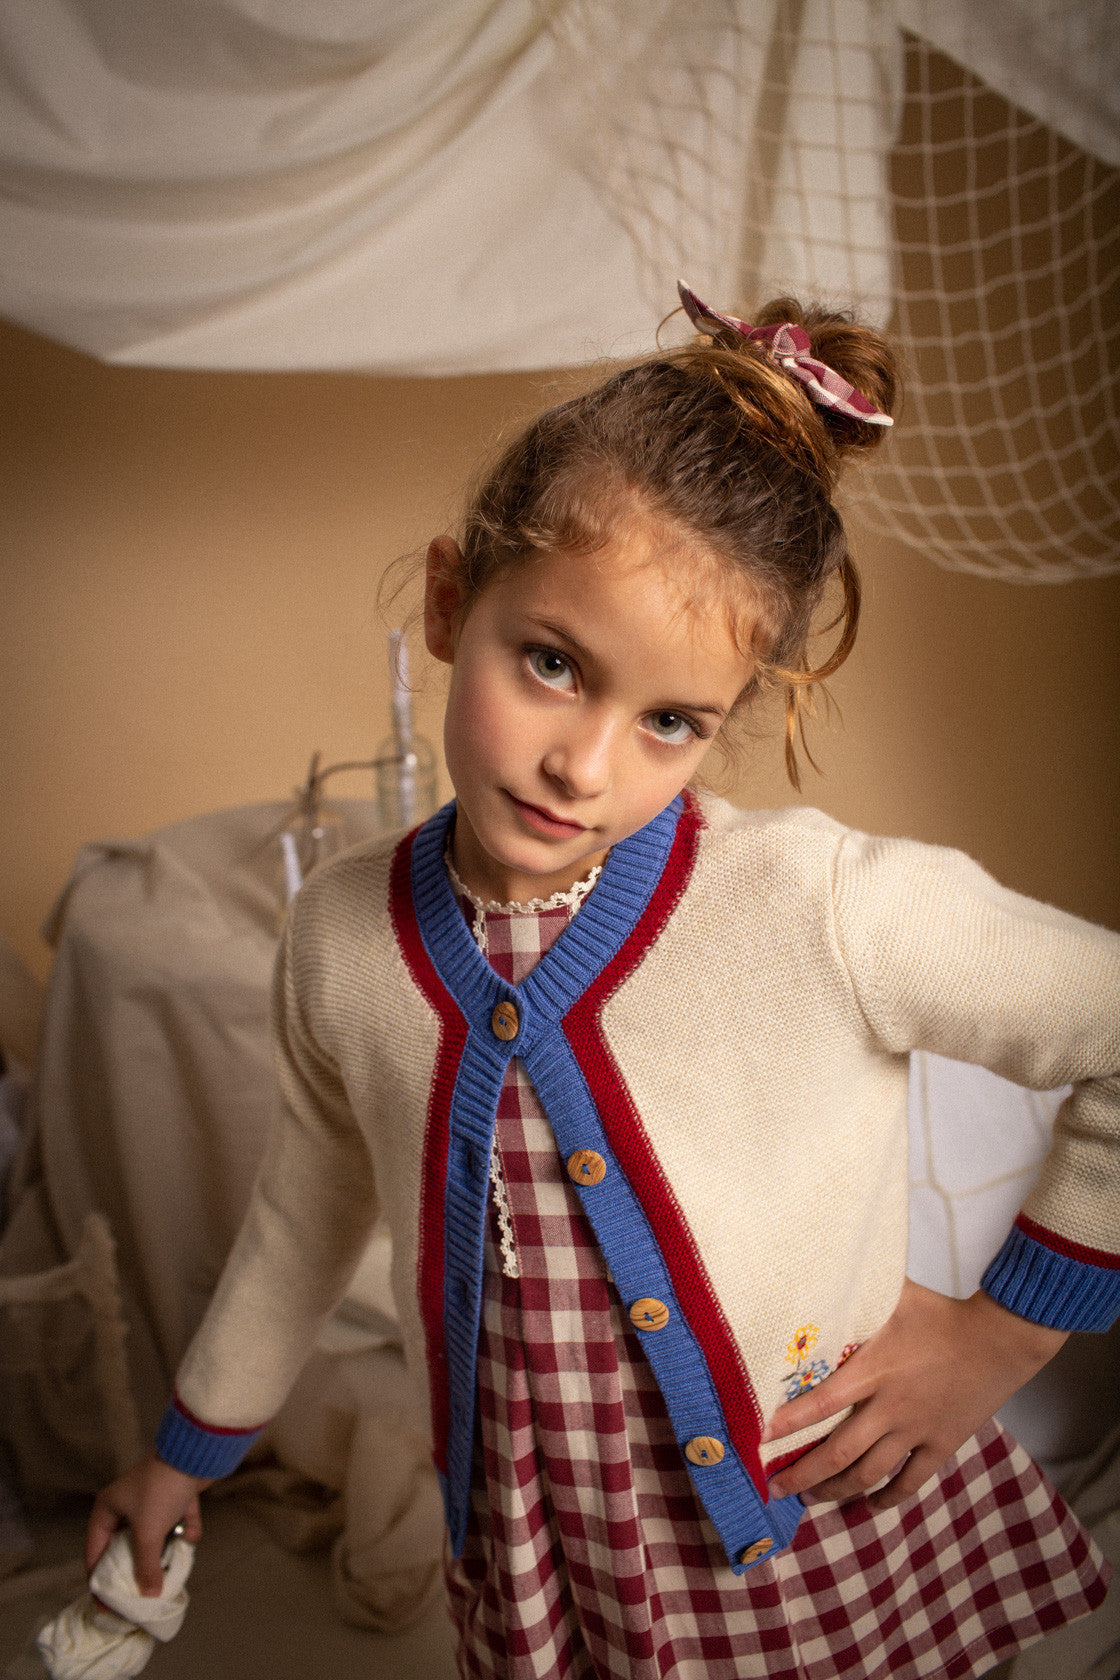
[0,800,442,1631]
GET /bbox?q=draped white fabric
[0,0,655,370]
[898,0,1119,170]
[0,0,897,371]
[0,0,1111,372]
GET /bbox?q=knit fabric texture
[161,796,1120,1537]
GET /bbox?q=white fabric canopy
[0,0,659,370]
[899,0,1119,170]
[0,0,898,371]
[0,0,1111,372]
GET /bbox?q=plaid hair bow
[677,281,892,426]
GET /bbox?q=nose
[541,709,615,801]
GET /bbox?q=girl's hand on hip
[85,1451,210,1595]
[761,1279,1067,1510]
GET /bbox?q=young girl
[87,284,1119,1679]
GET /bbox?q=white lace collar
[445,854,603,919]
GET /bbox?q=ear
[424,535,466,664]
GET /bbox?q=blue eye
[529,649,575,689]
[645,710,696,744]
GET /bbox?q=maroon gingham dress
[442,892,1109,1680]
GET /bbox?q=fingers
[768,1404,953,1509]
[768,1406,886,1500]
[84,1457,207,1596]
[792,1434,912,1504]
[84,1497,175,1592]
[84,1497,122,1576]
[763,1389,842,1443]
[765,1283,1070,1518]
[128,1523,170,1596]
[865,1446,942,1511]
[181,1496,203,1546]
[763,1354,874,1443]
[128,1489,204,1595]
[771,1423,942,1507]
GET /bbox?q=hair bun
[750,297,900,463]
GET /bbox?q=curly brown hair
[420,297,898,786]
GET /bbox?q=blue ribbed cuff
[155,1400,266,1479]
[981,1224,1120,1332]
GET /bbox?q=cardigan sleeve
[157,896,382,1476]
[829,830,1120,1332]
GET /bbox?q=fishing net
[540,0,1119,581]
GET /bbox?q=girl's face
[425,519,757,904]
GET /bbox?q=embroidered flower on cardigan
[786,1324,819,1363]
[783,1361,831,1401]
[782,1323,829,1402]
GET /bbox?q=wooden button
[684,1436,725,1467]
[491,1001,519,1041]
[566,1150,606,1187]
[739,1538,773,1565]
[629,1297,670,1332]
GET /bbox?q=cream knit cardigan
[163,795,1120,1564]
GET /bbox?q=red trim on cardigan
[1015,1212,1120,1270]
[171,1391,267,1436]
[389,828,468,1477]
[562,793,769,1499]
[764,1441,815,1480]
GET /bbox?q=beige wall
[2,315,1118,984]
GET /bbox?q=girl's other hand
[762,1279,1067,1510]
[85,1452,210,1595]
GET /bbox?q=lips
[507,793,587,839]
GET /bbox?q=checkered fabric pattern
[443,899,1109,1680]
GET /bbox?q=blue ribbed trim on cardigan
[982,1224,1120,1332]
[156,1401,264,1479]
[409,797,802,1573]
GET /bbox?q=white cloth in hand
[35,1532,194,1679]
